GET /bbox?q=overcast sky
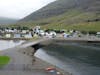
[0,0,55,19]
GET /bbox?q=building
[96,32,100,37]
[33,26,41,34]
[5,34,12,38]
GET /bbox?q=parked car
[96,32,100,38]
[44,31,56,38]
[38,30,45,37]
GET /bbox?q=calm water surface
[0,40,100,75]
[0,40,24,50]
[35,42,100,75]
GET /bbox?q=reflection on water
[0,40,24,50]
[35,43,100,75]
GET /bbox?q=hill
[18,0,100,31]
[0,17,18,25]
[20,0,100,22]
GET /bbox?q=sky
[0,0,56,19]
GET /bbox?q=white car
[44,31,56,38]
[39,30,45,36]
[50,31,56,35]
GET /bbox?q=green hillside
[16,9,100,31]
[16,0,100,31]
[20,0,100,22]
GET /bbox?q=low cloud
[0,0,55,19]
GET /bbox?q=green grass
[40,11,100,31]
[5,9,100,32]
[66,22,100,32]
[0,56,10,68]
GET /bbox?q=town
[0,26,100,39]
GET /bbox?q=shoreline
[19,46,71,75]
[0,42,71,75]
[33,57,71,74]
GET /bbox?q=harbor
[0,40,70,75]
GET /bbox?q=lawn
[0,56,10,68]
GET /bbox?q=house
[62,33,70,38]
[45,31,56,38]
[14,33,21,38]
[0,29,2,32]
[38,30,45,37]
[24,32,33,38]
[96,32,100,37]
[5,34,11,38]
[13,29,19,33]
[8,29,14,33]
[21,30,28,34]
[33,26,41,34]
[0,32,3,38]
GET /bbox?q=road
[0,47,50,75]
[0,42,69,75]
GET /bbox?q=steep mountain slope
[0,17,18,25]
[20,0,100,22]
[18,0,100,31]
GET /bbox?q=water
[35,42,100,75]
[0,40,100,75]
[0,40,24,50]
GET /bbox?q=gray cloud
[0,0,55,19]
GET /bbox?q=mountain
[20,0,100,22]
[19,0,100,31]
[0,17,18,25]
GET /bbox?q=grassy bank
[0,56,10,68]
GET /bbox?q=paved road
[0,46,54,75]
[0,43,69,75]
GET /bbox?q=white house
[38,30,45,36]
[45,31,56,38]
[62,33,70,38]
[33,26,41,34]
[8,29,14,33]
[96,32,100,37]
[5,34,11,38]
[24,32,33,38]
[14,33,21,38]
[21,30,28,34]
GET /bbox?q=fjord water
[0,40,24,50]
[0,40,100,75]
[35,42,100,75]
